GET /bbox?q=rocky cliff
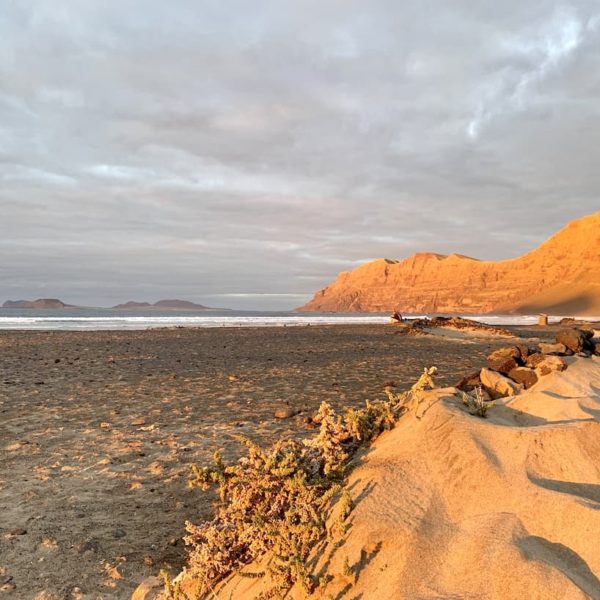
[298,212,600,315]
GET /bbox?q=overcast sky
[1,1,599,310]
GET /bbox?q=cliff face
[298,212,600,315]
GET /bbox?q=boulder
[516,344,532,360]
[556,328,588,353]
[487,356,519,375]
[455,371,482,392]
[535,355,567,377]
[480,368,523,399]
[525,352,546,368]
[508,367,538,389]
[488,346,521,360]
[486,347,521,374]
[538,342,567,355]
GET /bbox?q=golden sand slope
[298,211,600,315]
[215,357,600,599]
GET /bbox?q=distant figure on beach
[390,311,403,323]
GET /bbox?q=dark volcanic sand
[0,325,549,599]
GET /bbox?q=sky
[1,1,599,310]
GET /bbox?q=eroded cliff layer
[298,212,600,315]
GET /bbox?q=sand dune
[212,357,600,599]
[298,211,600,315]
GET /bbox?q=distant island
[2,298,229,311]
[112,299,229,311]
[2,298,74,309]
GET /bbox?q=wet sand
[0,325,550,599]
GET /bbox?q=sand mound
[212,357,600,599]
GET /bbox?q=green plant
[174,367,439,599]
[461,385,493,418]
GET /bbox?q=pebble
[7,528,26,537]
[274,407,299,419]
[113,528,127,539]
[0,576,12,585]
[0,582,16,593]
[301,416,318,429]
[76,540,99,554]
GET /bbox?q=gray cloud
[1,0,599,309]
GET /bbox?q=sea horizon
[0,307,587,330]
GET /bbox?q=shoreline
[0,324,561,598]
[1,315,597,333]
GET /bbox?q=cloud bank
[1,1,599,309]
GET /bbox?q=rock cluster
[393,316,513,337]
[457,327,599,399]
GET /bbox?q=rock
[538,342,567,355]
[556,328,588,353]
[131,576,163,600]
[516,344,532,360]
[113,528,127,539]
[0,576,12,585]
[488,346,521,360]
[487,347,522,374]
[1,582,16,593]
[301,416,318,429]
[535,356,567,377]
[130,417,147,427]
[480,368,523,398]
[594,343,600,356]
[274,407,299,419]
[525,352,546,368]
[455,371,482,392]
[577,351,591,358]
[487,355,519,375]
[508,367,538,389]
[76,539,100,554]
[7,528,26,537]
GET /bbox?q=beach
[0,324,550,598]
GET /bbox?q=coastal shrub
[461,386,493,418]
[169,367,439,599]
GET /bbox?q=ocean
[0,308,546,330]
